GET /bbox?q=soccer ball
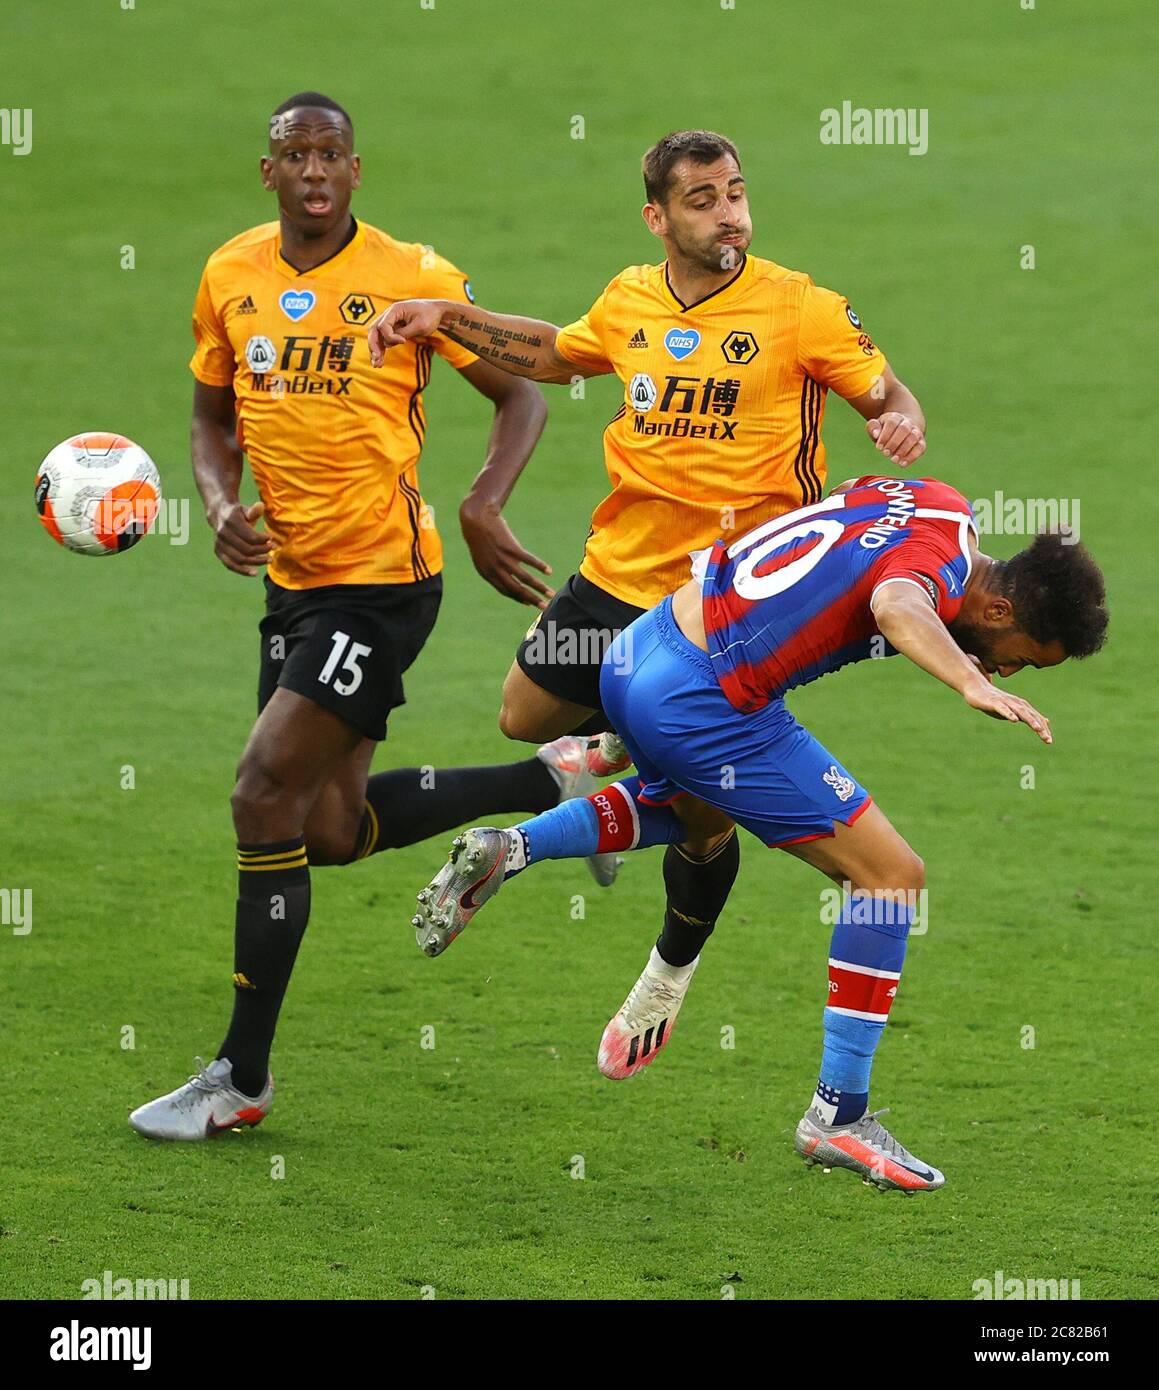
[35,432,162,555]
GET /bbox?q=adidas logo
[236,295,257,315]
[628,328,648,349]
[626,1017,667,1067]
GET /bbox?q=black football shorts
[257,574,442,741]
[515,571,645,719]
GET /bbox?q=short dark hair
[994,531,1108,658]
[642,130,740,204]
[270,92,353,141]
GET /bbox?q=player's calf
[218,690,363,1096]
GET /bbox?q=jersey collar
[276,216,362,278]
[662,252,750,313]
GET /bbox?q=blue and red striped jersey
[700,476,977,712]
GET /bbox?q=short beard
[671,226,750,275]
[949,618,994,665]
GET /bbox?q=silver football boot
[795,1105,945,1194]
[128,1057,273,1141]
[412,827,511,957]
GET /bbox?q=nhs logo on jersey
[664,327,700,360]
[279,289,316,322]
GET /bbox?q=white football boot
[598,947,699,1079]
[795,1106,945,1194]
[128,1057,273,1141]
[413,826,511,957]
[537,735,622,887]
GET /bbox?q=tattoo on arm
[442,314,543,371]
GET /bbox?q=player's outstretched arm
[871,581,1053,743]
[191,380,272,577]
[368,300,594,384]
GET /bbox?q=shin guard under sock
[218,838,311,1097]
[814,895,912,1125]
[656,829,740,967]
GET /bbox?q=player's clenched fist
[368,299,445,366]
[867,411,926,467]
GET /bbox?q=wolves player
[370,129,929,1017]
[409,477,1108,1191]
[129,93,610,1141]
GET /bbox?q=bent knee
[497,701,532,742]
[910,852,926,893]
[231,762,287,821]
[679,828,735,859]
[230,758,311,841]
[673,796,735,847]
[497,699,557,744]
[854,848,924,900]
[887,849,925,898]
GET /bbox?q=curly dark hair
[993,532,1108,658]
[642,130,740,204]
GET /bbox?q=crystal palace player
[129,94,616,1141]
[410,477,1108,1192]
[370,130,929,1008]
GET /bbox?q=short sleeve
[555,287,614,375]
[419,249,478,369]
[798,282,888,400]
[189,266,236,386]
[869,525,972,621]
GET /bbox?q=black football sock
[656,829,740,967]
[348,758,559,858]
[218,838,311,1098]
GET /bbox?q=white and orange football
[35,432,162,555]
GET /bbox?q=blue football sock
[505,775,684,878]
[814,895,913,1125]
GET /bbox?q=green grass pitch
[1,0,1155,1300]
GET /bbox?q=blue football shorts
[598,596,872,847]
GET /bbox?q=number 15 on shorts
[318,630,371,696]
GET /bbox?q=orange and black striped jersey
[554,253,889,607]
[190,219,476,589]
